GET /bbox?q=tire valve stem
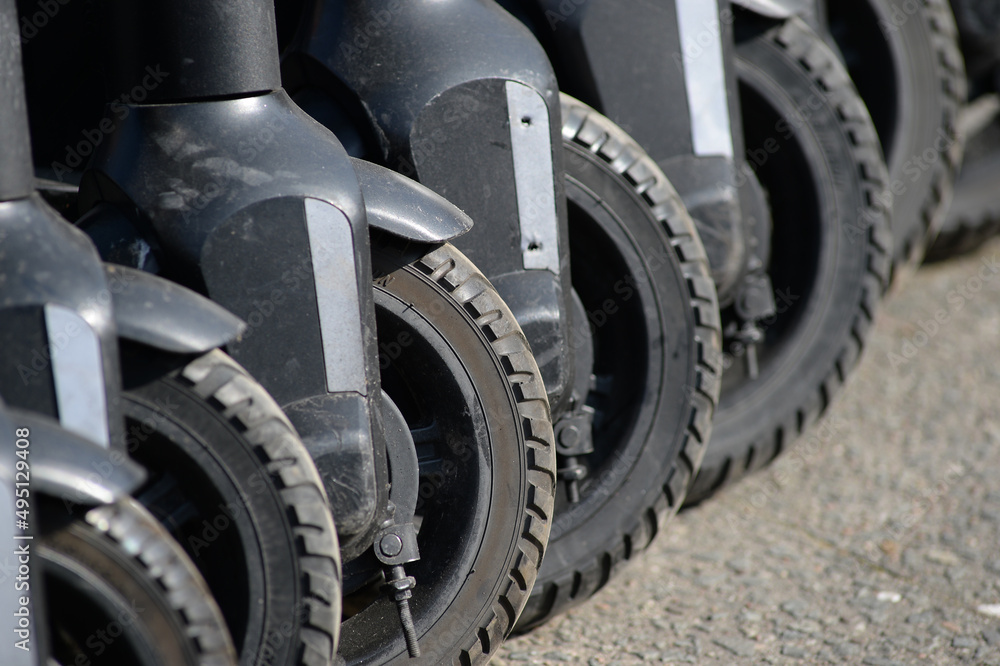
[568,479,581,504]
[384,564,420,658]
[562,457,584,503]
[746,342,759,380]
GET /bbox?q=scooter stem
[97,0,281,102]
[0,0,35,201]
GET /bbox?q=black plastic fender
[105,264,246,354]
[5,408,146,508]
[351,157,473,243]
[78,207,248,352]
[513,0,767,306]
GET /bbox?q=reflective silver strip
[506,80,561,273]
[304,198,367,394]
[45,304,110,448]
[676,0,735,157]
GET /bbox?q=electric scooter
[0,6,254,660]
[26,0,558,661]
[281,0,724,639]
[495,0,894,624]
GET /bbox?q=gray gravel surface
[497,239,1000,665]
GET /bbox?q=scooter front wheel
[828,0,966,272]
[123,348,341,666]
[336,240,556,665]
[39,496,237,666]
[924,118,1000,262]
[515,95,722,630]
[685,17,893,504]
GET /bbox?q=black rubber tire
[123,349,341,666]
[926,200,1000,261]
[827,0,966,273]
[948,0,1000,93]
[513,96,722,630]
[336,241,556,665]
[928,214,1000,260]
[39,496,237,666]
[685,17,892,505]
[925,117,1000,262]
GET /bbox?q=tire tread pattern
[686,18,892,504]
[925,213,1000,260]
[178,350,342,666]
[515,95,723,630]
[85,497,238,666]
[406,243,557,665]
[904,0,968,266]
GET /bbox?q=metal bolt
[558,424,580,449]
[385,565,420,658]
[379,534,403,558]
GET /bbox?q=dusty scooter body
[0,402,240,665]
[282,0,731,634]
[72,0,531,656]
[80,0,440,550]
[285,0,576,409]
[0,0,120,454]
[507,0,779,341]
[284,0,596,492]
[0,0,245,468]
[504,0,894,510]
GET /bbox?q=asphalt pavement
[496,238,1000,665]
